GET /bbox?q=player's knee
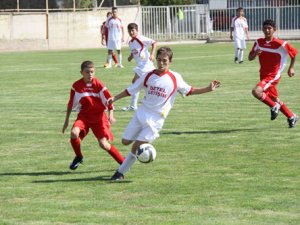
[252,87,261,99]
[98,139,110,151]
[70,129,79,139]
[122,139,132,146]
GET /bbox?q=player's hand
[122,38,125,43]
[102,39,106,46]
[149,54,155,61]
[210,80,221,91]
[109,115,116,124]
[62,121,68,134]
[106,97,114,106]
[128,55,133,62]
[255,49,262,56]
[230,34,233,40]
[288,67,295,77]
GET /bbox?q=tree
[140,0,195,6]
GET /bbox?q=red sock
[259,93,276,108]
[112,52,118,64]
[280,103,293,118]
[70,138,83,158]
[108,145,124,164]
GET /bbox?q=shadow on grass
[32,176,132,183]
[161,128,259,135]
[0,170,113,177]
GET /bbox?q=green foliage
[0,43,300,224]
[140,0,195,6]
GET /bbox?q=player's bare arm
[108,110,116,124]
[190,80,221,95]
[288,57,296,77]
[128,53,133,62]
[107,90,130,105]
[121,27,125,42]
[149,42,157,61]
[248,49,262,61]
[230,27,234,40]
[102,35,106,46]
[62,108,72,133]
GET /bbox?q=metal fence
[141,1,300,41]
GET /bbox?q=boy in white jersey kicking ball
[108,47,221,180]
[230,7,249,64]
[122,23,157,111]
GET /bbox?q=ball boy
[248,19,298,128]
[62,61,124,170]
[108,47,220,180]
[122,23,157,111]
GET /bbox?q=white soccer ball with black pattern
[136,143,156,163]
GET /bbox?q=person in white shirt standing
[104,7,124,68]
[230,7,249,64]
[108,47,221,180]
[122,23,157,111]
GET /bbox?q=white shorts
[107,39,121,50]
[133,65,155,78]
[122,105,165,142]
[234,38,246,49]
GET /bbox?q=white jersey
[126,69,192,118]
[106,16,123,42]
[231,16,248,40]
[129,35,156,70]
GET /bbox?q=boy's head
[262,19,276,40]
[156,47,173,72]
[127,23,138,38]
[236,7,244,17]
[80,61,95,83]
[106,11,112,18]
[112,7,118,17]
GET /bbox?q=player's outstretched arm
[190,80,220,95]
[107,90,130,105]
[62,108,72,134]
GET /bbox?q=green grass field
[0,43,300,225]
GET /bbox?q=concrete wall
[0,6,141,51]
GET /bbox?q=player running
[248,19,298,128]
[62,61,124,170]
[101,11,118,68]
[122,23,157,111]
[230,7,249,64]
[108,47,220,180]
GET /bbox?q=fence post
[276,7,280,38]
[17,0,19,13]
[166,6,172,40]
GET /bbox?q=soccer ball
[136,143,156,163]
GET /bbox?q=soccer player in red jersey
[101,11,118,67]
[249,19,298,128]
[62,61,124,170]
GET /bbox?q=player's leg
[122,73,140,111]
[111,50,119,66]
[116,49,123,68]
[238,40,246,63]
[274,94,298,128]
[69,120,88,170]
[98,138,124,164]
[106,49,113,68]
[234,39,240,64]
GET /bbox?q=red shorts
[72,116,113,141]
[257,76,281,99]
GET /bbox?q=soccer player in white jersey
[122,23,157,111]
[104,7,124,68]
[108,47,221,180]
[230,7,249,64]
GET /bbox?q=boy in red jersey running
[249,19,298,128]
[62,61,124,170]
[101,11,118,67]
[108,47,220,180]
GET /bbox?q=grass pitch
[0,43,300,225]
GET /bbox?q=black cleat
[270,102,281,120]
[234,57,238,64]
[69,156,83,170]
[239,61,243,64]
[287,114,298,128]
[111,171,124,181]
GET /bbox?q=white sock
[118,152,136,174]
[117,54,122,65]
[130,92,139,109]
[107,55,112,66]
[239,49,244,62]
[235,49,239,58]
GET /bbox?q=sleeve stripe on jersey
[143,70,156,87]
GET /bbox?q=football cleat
[103,63,109,68]
[69,156,83,170]
[234,57,238,64]
[270,102,281,120]
[239,61,243,64]
[287,114,298,128]
[111,171,124,181]
[117,64,124,68]
[121,106,137,111]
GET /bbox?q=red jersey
[67,77,113,123]
[101,21,108,43]
[250,37,298,79]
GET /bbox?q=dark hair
[81,60,94,71]
[112,7,117,11]
[156,47,173,61]
[236,7,244,12]
[263,19,276,29]
[127,23,138,31]
[106,11,112,17]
